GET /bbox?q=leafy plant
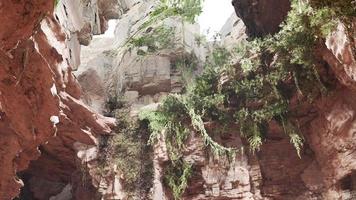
[129,25,175,53]
[172,53,199,84]
[308,0,355,57]
[99,108,154,198]
[194,34,206,46]
[142,0,203,29]
[141,0,354,159]
[138,0,354,198]
[164,159,192,200]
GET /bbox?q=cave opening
[16,145,99,200]
[16,171,70,200]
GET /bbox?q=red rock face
[231,0,290,37]
[229,0,356,198]
[304,26,356,197]
[0,0,53,52]
[0,1,114,199]
[0,0,355,199]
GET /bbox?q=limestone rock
[220,14,247,49]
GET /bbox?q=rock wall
[231,0,290,37]
[75,1,319,199]
[75,1,210,198]
[74,1,265,199]
[0,0,120,199]
[75,0,356,199]
[1,0,355,199]
[304,21,356,199]
[220,14,247,50]
[75,0,207,115]
[223,1,356,199]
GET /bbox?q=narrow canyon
[0,0,355,199]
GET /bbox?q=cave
[16,145,99,200]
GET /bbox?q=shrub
[139,0,354,198]
[141,0,354,158]
[129,25,175,53]
[164,159,192,200]
[99,108,154,198]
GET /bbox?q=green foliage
[128,0,204,55]
[129,26,175,53]
[194,34,206,46]
[309,0,356,19]
[139,94,232,199]
[207,46,231,68]
[139,95,190,150]
[54,0,59,7]
[142,0,203,29]
[140,94,233,156]
[142,0,355,158]
[172,54,199,84]
[99,108,153,198]
[139,0,354,197]
[308,0,355,58]
[220,0,353,153]
[184,99,234,155]
[281,117,304,157]
[164,159,192,200]
[188,47,230,122]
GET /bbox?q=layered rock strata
[0,0,121,199]
[222,1,356,199]
[1,0,355,199]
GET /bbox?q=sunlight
[198,0,235,39]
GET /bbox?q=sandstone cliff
[0,0,355,200]
[223,1,356,199]
[0,0,117,199]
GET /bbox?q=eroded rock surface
[1,0,355,199]
[231,0,290,37]
[75,0,356,199]
[0,0,117,199]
